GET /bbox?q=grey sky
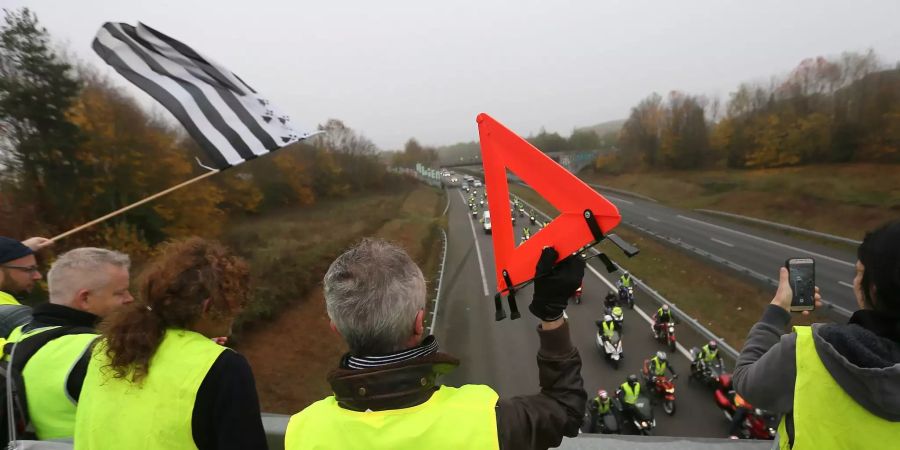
[6,0,900,150]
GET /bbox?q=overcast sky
[6,0,900,149]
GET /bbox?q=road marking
[838,281,854,289]
[605,195,634,205]
[647,216,660,223]
[458,190,490,297]
[441,190,451,216]
[677,215,855,268]
[710,237,735,248]
[584,263,692,361]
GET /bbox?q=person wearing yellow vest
[734,220,900,448]
[74,237,267,450]
[285,241,587,450]
[4,247,133,441]
[0,236,53,306]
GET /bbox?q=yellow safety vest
[0,291,21,306]
[602,321,616,338]
[777,326,899,449]
[620,382,640,404]
[74,329,225,450]
[5,325,98,439]
[285,384,500,450]
[594,397,611,415]
[650,357,667,376]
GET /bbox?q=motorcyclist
[717,374,750,439]
[695,340,725,373]
[645,351,676,386]
[521,227,531,243]
[616,374,642,417]
[598,315,616,342]
[604,290,618,309]
[587,389,613,433]
[653,304,674,339]
[619,270,633,288]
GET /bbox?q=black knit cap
[0,237,33,265]
[858,220,900,315]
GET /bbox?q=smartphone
[786,258,816,312]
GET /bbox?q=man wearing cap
[0,236,49,305]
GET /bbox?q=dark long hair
[858,220,900,317]
[100,237,249,382]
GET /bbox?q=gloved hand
[529,247,586,321]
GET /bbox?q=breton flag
[92,22,314,169]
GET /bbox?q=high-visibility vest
[702,345,718,362]
[6,324,98,439]
[602,321,616,338]
[74,329,226,450]
[777,326,898,449]
[0,291,21,306]
[285,385,500,450]
[650,357,667,376]
[594,397,611,415]
[620,276,632,287]
[620,382,640,404]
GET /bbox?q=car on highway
[482,210,492,234]
[473,180,483,188]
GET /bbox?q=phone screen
[788,258,816,311]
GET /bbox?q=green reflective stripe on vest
[620,382,640,404]
[74,329,226,450]
[777,326,898,450]
[24,332,98,439]
[0,291,21,306]
[285,384,500,450]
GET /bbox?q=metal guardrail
[695,209,862,246]
[509,194,740,359]
[587,183,658,203]
[427,228,449,336]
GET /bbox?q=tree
[528,128,569,153]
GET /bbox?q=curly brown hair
[99,237,249,382]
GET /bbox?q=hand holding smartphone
[786,258,816,312]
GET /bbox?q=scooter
[606,306,624,332]
[618,285,635,309]
[596,327,623,369]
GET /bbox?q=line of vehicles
[450,171,778,440]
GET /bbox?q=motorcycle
[641,362,678,416]
[714,389,777,440]
[689,348,726,387]
[596,327,623,369]
[655,321,677,352]
[618,285,635,309]
[471,208,478,218]
[614,394,655,435]
[529,211,537,225]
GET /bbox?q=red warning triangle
[477,113,621,291]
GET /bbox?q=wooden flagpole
[51,169,221,242]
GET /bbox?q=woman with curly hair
[74,237,267,450]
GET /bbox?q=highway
[433,186,740,438]
[589,186,858,317]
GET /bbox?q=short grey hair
[324,238,426,356]
[47,247,131,305]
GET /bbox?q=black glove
[529,247,586,321]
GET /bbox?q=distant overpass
[441,149,603,174]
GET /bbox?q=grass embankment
[508,184,823,348]
[230,185,446,414]
[581,164,899,243]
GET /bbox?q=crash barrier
[427,228,449,335]
[696,209,862,246]
[587,183,658,203]
[512,195,740,360]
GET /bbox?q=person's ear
[75,289,90,308]
[201,298,212,314]
[414,309,425,338]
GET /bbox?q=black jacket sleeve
[733,305,798,414]
[495,321,587,450]
[192,350,268,450]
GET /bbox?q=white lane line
[838,281,854,289]
[710,237,735,248]
[458,190,490,296]
[647,216,661,223]
[441,190,451,216]
[677,215,855,268]
[604,195,634,205]
[584,264,692,361]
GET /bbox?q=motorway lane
[595,190,858,316]
[434,187,736,438]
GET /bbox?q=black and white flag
[92,22,314,169]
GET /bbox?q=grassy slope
[233,185,445,414]
[581,164,900,241]
[508,183,823,348]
